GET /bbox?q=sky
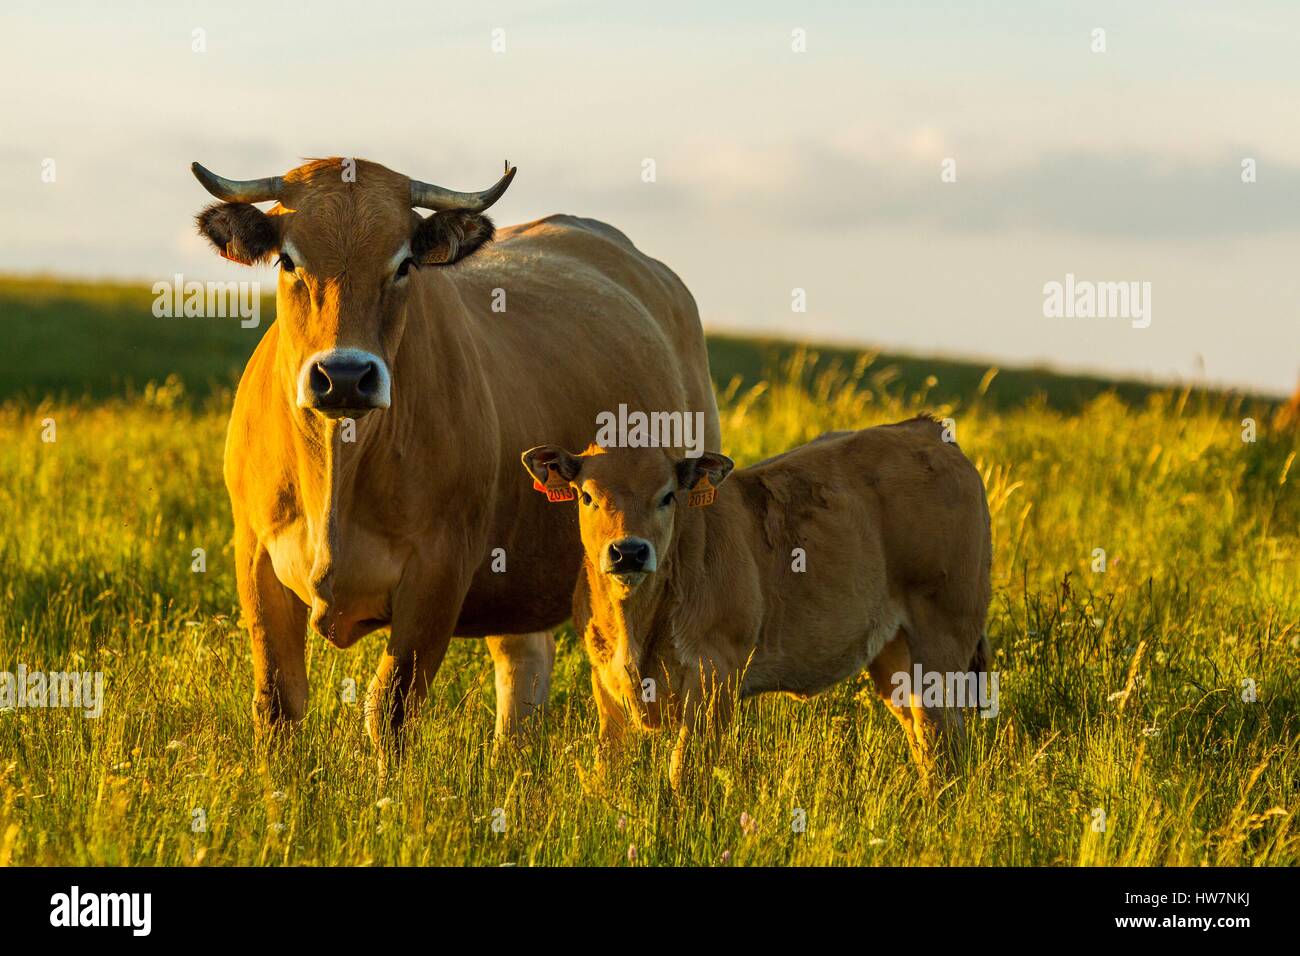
[2,0,1298,395]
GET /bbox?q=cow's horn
[191,162,284,203]
[410,164,516,212]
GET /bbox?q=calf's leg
[867,631,927,770]
[669,661,739,792]
[591,668,632,744]
[877,598,982,776]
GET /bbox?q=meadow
[0,277,1296,866]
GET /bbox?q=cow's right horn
[410,163,516,213]
[191,162,284,203]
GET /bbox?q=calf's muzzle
[603,537,656,575]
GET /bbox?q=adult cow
[190,157,720,752]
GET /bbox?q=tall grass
[0,353,1296,866]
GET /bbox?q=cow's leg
[485,631,556,740]
[236,524,309,734]
[365,567,466,764]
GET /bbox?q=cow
[189,157,721,756]
[521,416,992,787]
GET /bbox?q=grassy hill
[2,275,1280,414]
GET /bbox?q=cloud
[566,140,1300,240]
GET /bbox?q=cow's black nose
[308,358,382,409]
[606,537,653,573]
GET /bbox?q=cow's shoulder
[473,213,697,325]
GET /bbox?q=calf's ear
[412,211,495,266]
[676,452,734,492]
[195,203,280,266]
[521,445,582,484]
[521,445,582,503]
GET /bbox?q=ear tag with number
[537,464,575,503]
[687,475,717,508]
[221,241,253,265]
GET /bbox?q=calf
[522,417,992,785]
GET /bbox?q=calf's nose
[604,537,656,574]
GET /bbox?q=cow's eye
[395,257,416,280]
[275,253,296,273]
[580,492,593,507]
[659,492,675,508]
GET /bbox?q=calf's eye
[580,492,593,506]
[275,253,296,273]
[395,257,416,279]
[660,492,675,508]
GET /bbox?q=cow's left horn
[191,162,284,203]
[410,163,516,212]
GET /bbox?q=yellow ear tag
[221,241,253,266]
[544,465,576,503]
[687,474,717,508]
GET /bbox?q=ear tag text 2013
[537,465,575,503]
[688,475,716,508]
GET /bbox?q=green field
[1,277,1296,866]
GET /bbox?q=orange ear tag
[687,475,717,508]
[220,241,253,265]
[540,465,575,503]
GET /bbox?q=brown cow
[522,417,992,786]
[190,157,720,754]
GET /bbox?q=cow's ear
[676,452,734,491]
[195,202,280,266]
[412,211,495,266]
[521,445,582,485]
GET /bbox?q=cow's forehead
[581,447,676,496]
[275,159,413,272]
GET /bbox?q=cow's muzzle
[297,349,391,417]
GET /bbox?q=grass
[0,280,1297,866]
